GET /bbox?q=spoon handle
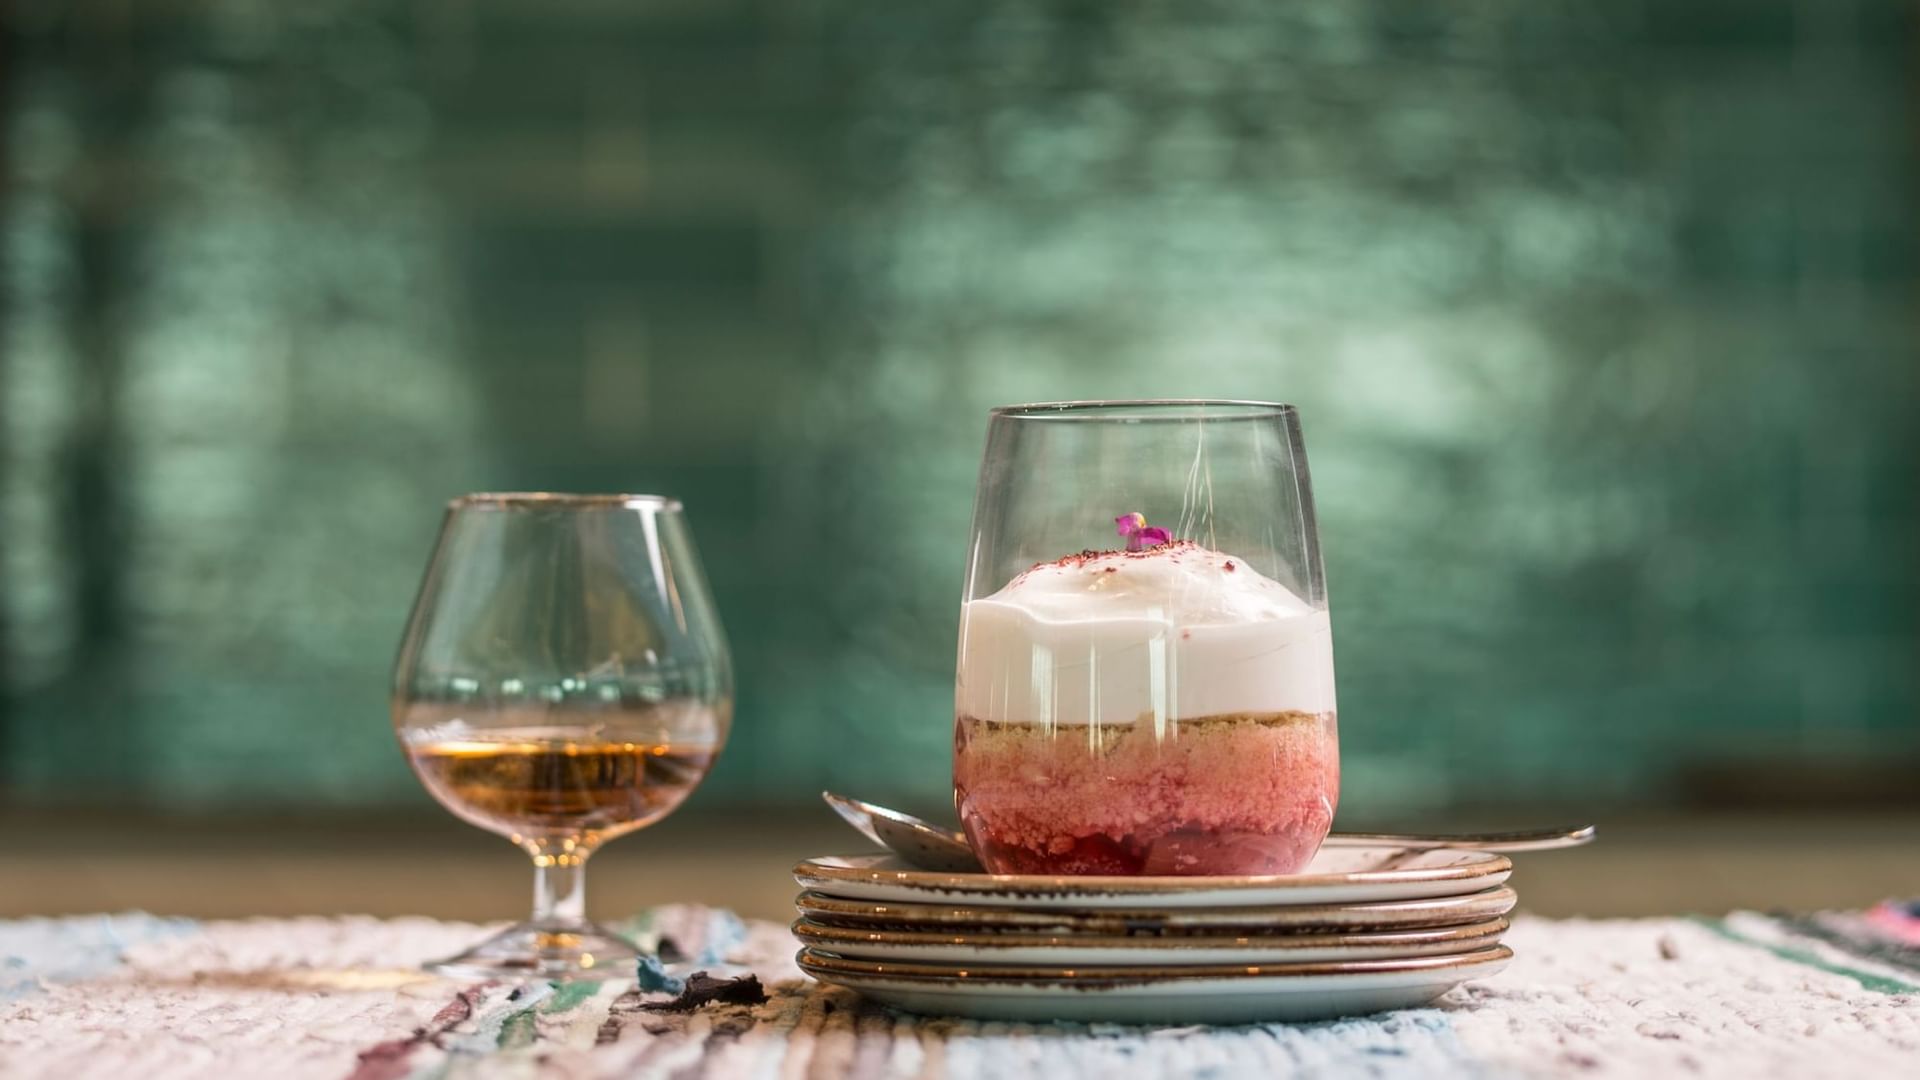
[1326,824,1595,852]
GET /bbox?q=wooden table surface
[5,808,1918,923]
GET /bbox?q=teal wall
[3,1,1915,816]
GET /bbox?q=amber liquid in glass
[403,713,721,848]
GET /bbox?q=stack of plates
[792,842,1518,1023]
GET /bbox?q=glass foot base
[427,921,643,982]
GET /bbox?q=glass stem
[531,854,589,929]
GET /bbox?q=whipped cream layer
[957,542,1336,726]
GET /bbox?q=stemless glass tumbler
[393,494,732,979]
[954,401,1339,877]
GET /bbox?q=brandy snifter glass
[393,493,731,980]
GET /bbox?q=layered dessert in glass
[955,522,1338,877]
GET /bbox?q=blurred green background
[3,0,1916,827]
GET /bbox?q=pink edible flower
[1115,512,1173,552]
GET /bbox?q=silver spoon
[822,791,1594,873]
[823,791,984,872]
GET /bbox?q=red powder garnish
[1007,540,1204,587]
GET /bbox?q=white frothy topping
[956,542,1336,727]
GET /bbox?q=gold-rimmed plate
[794,846,1512,909]
[796,944,1514,1023]
[793,915,1508,965]
[795,884,1519,933]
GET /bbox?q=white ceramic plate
[795,885,1519,933]
[794,846,1512,909]
[793,916,1508,965]
[797,945,1514,1024]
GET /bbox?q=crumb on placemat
[639,971,768,1013]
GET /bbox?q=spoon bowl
[822,791,981,872]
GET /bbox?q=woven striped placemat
[2,904,1915,1079]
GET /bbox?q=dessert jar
[954,401,1338,876]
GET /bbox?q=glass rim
[989,399,1298,421]
[446,492,684,511]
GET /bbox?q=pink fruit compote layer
[954,535,1339,877]
[955,711,1338,875]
